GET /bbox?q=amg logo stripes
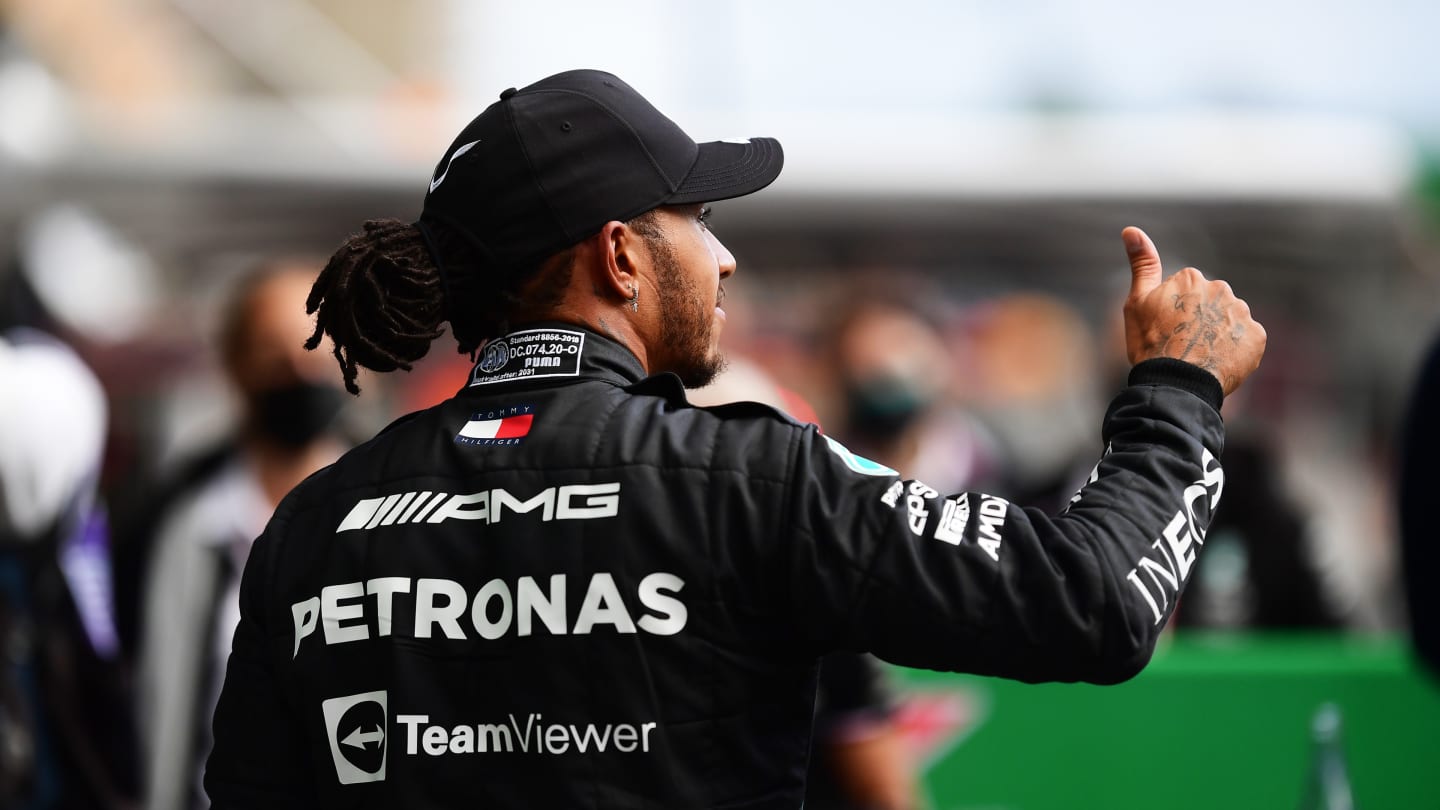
[337,483,620,532]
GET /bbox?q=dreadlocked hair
[305,219,448,394]
[306,218,580,394]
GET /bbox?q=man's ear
[593,219,644,301]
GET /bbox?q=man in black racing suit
[205,69,1266,809]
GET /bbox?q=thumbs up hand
[1121,227,1266,397]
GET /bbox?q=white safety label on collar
[468,329,585,386]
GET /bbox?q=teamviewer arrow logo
[343,725,385,750]
[322,691,388,784]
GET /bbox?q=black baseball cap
[419,69,784,273]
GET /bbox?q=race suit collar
[460,322,647,391]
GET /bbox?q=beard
[652,239,726,388]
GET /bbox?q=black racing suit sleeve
[783,360,1225,684]
[205,505,312,807]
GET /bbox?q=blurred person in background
[830,297,1005,498]
[0,330,138,809]
[1172,422,1342,631]
[802,652,918,810]
[1398,326,1440,679]
[691,353,921,810]
[955,294,1104,513]
[135,260,351,810]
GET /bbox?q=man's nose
[707,230,737,280]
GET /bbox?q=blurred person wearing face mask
[831,299,1004,497]
[956,294,1104,513]
[136,261,352,810]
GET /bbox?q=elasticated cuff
[1128,358,1223,412]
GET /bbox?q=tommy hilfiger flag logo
[456,404,535,446]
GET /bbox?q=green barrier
[891,635,1440,809]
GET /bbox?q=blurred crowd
[0,234,1418,807]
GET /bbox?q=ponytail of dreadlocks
[304,219,449,394]
[305,217,584,394]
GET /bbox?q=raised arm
[781,227,1265,683]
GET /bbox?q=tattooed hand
[1121,226,1266,396]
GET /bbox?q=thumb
[1122,226,1163,300]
